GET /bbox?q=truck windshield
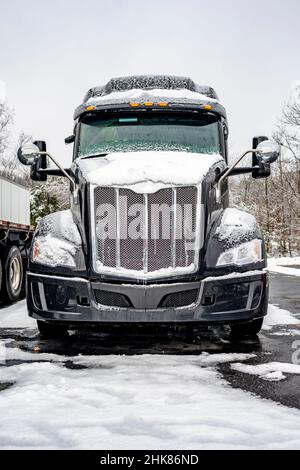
[78,113,221,156]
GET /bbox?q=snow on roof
[83,151,224,191]
[86,87,219,106]
[74,76,225,120]
[83,75,219,102]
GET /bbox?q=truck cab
[17,75,280,338]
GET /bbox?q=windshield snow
[78,113,221,156]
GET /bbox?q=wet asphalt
[0,272,300,409]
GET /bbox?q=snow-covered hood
[75,151,225,192]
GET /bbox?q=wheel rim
[10,257,21,292]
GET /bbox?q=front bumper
[27,269,268,325]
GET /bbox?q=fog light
[56,285,69,306]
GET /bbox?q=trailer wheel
[0,259,2,302]
[230,317,264,338]
[37,321,69,339]
[1,246,23,303]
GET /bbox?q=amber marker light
[86,105,96,111]
[157,102,169,107]
[130,102,141,107]
[203,104,213,110]
[144,101,154,107]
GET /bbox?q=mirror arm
[38,151,78,203]
[217,165,260,179]
[215,149,256,203]
[38,168,71,177]
[218,149,256,185]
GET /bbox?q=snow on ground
[231,362,300,382]
[1,301,300,449]
[267,257,300,277]
[270,329,300,337]
[262,304,300,331]
[0,300,36,329]
[1,353,300,449]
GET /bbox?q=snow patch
[86,151,224,188]
[215,208,257,244]
[1,355,300,449]
[35,235,78,267]
[267,257,300,277]
[34,210,82,268]
[231,362,300,382]
[263,304,300,330]
[87,87,218,106]
[270,329,300,337]
[204,270,263,282]
[0,300,36,329]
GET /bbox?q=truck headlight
[216,239,262,267]
[31,235,77,268]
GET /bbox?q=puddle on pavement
[2,326,262,357]
[0,382,14,392]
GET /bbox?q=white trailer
[0,175,34,303]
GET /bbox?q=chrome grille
[119,189,144,272]
[93,186,199,278]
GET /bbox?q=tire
[0,259,2,303]
[1,246,24,303]
[37,320,69,339]
[230,317,264,338]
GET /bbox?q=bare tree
[0,103,31,186]
[231,85,300,256]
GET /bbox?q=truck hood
[75,151,225,192]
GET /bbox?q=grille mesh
[95,187,116,267]
[120,189,144,271]
[94,186,198,276]
[176,187,198,268]
[94,289,133,308]
[148,188,173,272]
[159,289,199,308]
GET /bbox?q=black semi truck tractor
[17,75,280,338]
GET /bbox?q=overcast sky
[0,0,299,165]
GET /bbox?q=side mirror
[256,140,280,164]
[31,140,48,181]
[215,138,280,202]
[18,140,78,203]
[17,143,40,166]
[65,135,75,144]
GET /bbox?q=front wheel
[230,317,264,338]
[37,320,69,339]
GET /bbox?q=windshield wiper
[80,153,108,160]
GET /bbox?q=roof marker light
[203,104,213,110]
[130,102,141,107]
[144,101,154,107]
[86,105,96,111]
[157,102,169,107]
